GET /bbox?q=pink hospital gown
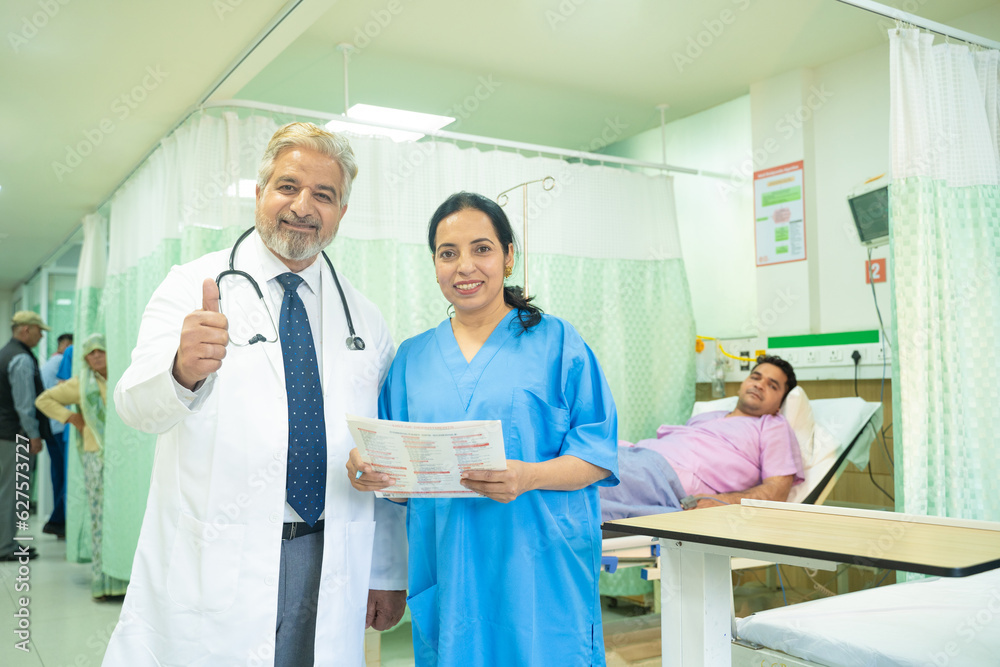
[635,411,804,496]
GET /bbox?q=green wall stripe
[768,330,880,348]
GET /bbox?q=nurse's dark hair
[427,192,542,332]
[751,354,797,401]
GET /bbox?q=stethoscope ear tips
[346,336,366,351]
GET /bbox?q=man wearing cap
[0,311,52,560]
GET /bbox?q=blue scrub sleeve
[377,349,406,422]
[558,330,619,487]
[56,345,73,381]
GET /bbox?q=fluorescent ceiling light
[226,179,257,199]
[326,104,455,142]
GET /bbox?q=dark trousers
[44,430,66,525]
[0,439,16,557]
[274,530,324,667]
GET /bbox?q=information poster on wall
[754,160,806,266]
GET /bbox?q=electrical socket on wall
[804,350,819,365]
[740,351,750,371]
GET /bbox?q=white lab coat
[103,232,407,666]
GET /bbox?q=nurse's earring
[503,266,512,279]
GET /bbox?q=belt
[281,519,325,541]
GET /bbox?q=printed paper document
[346,415,507,498]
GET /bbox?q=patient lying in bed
[601,355,804,521]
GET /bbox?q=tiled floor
[0,522,656,666]
[0,523,122,667]
[0,522,419,666]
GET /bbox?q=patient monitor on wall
[847,174,890,249]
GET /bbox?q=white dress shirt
[174,233,329,523]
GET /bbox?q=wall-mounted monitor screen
[848,184,889,248]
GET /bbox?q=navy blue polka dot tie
[277,272,326,527]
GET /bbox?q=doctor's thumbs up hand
[172,278,229,391]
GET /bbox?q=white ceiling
[3,0,999,290]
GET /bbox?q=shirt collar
[255,232,322,295]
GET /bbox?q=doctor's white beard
[255,209,335,262]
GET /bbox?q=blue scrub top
[380,310,619,666]
[56,345,73,381]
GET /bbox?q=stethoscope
[215,226,366,351]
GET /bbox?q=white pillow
[780,386,815,463]
[690,386,816,465]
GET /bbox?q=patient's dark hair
[427,192,542,333]
[752,354,797,400]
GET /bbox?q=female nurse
[348,192,620,666]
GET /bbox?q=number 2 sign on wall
[865,258,887,284]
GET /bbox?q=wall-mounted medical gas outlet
[785,344,888,368]
[702,332,892,383]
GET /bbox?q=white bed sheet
[736,568,1000,667]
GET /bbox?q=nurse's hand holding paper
[459,456,610,503]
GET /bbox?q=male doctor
[105,122,407,666]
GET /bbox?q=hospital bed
[606,501,1000,667]
[732,566,1000,667]
[600,390,884,605]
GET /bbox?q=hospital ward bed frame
[604,500,1000,667]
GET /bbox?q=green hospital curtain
[889,29,1000,523]
[100,109,696,578]
[65,213,108,563]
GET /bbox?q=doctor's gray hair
[256,122,359,205]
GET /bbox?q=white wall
[602,96,756,339]
[812,43,892,337]
[606,41,894,346]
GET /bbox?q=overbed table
[603,500,1000,667]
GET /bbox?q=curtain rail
[834,0,1000,50]
[200,99,727,180]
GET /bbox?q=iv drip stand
[497,177,556,298]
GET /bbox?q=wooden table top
[605,503,1000,577]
